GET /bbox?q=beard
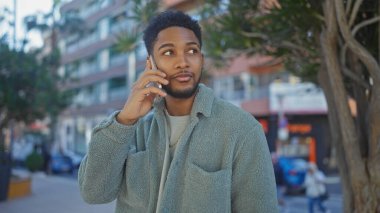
[162,73,201,99]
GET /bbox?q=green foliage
[201,0,324,82]
[127,0,159,26]
[202,0,378,85]
[116,28,140,53]
[25,151,44,172]
[116,0,158,53]
[0,42,71,129]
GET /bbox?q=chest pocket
[182,162,231,213]
[122,150,150,208]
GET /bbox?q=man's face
[152,26,203,99]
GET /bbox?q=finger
[274,1,281,9]
[139,86,167,97]
[145,92,157,102]
[141,69,166,78]
[139,75,169,88]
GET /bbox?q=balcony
[66,33,99,54]
[73,92,102,107]
[109,86,128,101]
[109,53,128,68]
[80,0,113,19]
[218,87,269,101]
[78,63,100,77]
[110,20,133,34]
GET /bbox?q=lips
[172,72,193,82]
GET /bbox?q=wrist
[116,112,137,125]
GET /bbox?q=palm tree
[115,0,158,89]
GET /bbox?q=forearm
[78,112,137,204]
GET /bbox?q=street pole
[277,93,289,154]
[127,51,136,91]
[13,0,16,49]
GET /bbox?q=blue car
[50,154,74,174]
[278,157,308,194]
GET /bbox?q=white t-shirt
[165,111,190,161]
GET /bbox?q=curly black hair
[143,10,202,56]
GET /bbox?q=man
[78,10,277,213]
[304,163,329,213]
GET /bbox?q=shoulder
[212,97,260,129]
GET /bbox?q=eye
[188,48,198,55]
[163,50,173,56]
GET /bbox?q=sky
[0,0,53,49]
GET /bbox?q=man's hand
[116,59,168,125]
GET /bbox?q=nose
[175,54,190,69]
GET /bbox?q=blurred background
[1,0,379,212]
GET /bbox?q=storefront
[258,114,333,172]
[251,82,336,172]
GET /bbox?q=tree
[115,0,158,88]
[201,0,379,211]
[0,40,71,131]
[22,0,85,147]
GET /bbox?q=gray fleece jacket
[78,84,278,213]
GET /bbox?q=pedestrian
[272,152,285,206]
[41,142,51,174]
[304,163,330,213]
[78,10,277,212]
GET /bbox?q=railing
[108,86,128,101]
[109,53,127,67]
[80,0,112,19]
[218,87,269,101]
[66,33,99,54]
[110,20,133,34]
[78,63,100,77]
[73,92,102,107]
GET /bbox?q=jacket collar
[153,83,214,118]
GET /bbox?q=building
[56,0,202,155]
[57,0,142,155]
[208,54,334,172]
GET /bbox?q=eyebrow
[158,42,200,51]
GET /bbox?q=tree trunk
[322,1,379,212]
[318,66,353,212]
[367,86,380,212]
[347,52,369,157]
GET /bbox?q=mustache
[167,70,193,79]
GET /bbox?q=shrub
[25,152,44,172]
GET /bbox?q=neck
[165,94,196,116]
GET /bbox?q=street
[281,193,342,213]
[279,176,342,213]
[0,172,115,213]
[0,171,342,213]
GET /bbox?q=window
[109,77,125,89]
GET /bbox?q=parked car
[278,157,308,194]
[62,150,83,169]
[50,154,74,174]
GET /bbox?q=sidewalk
[0,172,342,213]
[280,175,343,213]
[0,172,115,213]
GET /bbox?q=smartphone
[146,55,162,89]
